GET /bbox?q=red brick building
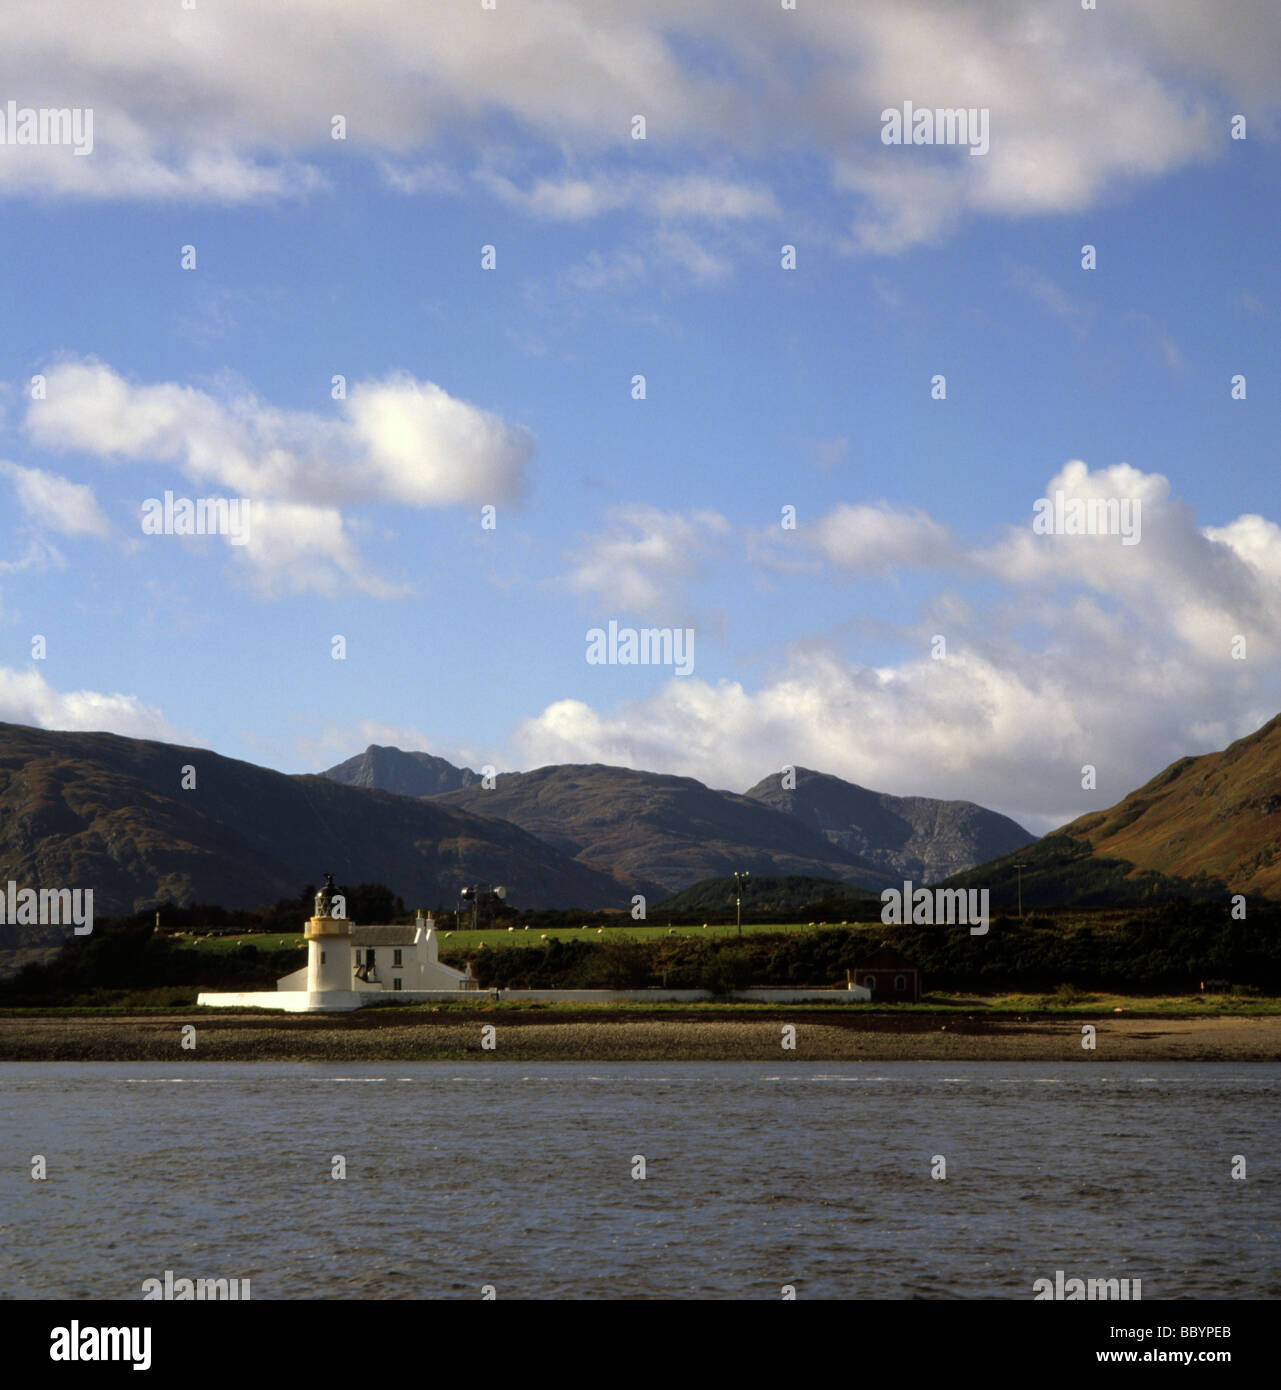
[851,947,921,1003]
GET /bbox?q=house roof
[855,947,918,970]
[350,925,419,946]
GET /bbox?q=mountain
[744,767,1036,883]
[428,763,898,896]
[0,724,630,945]
[1039,716,1281,899]
[938,719,1281,907]
[323,745,478,797]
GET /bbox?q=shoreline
[1,1010,1279,1062]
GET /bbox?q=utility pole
[733,871,750,938]
[1013,863,1027,918]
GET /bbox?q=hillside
[652,874,877,920]
[1054,715,1281,898]
[428,764,898,896]
[745,767,1035,882]
[936,719,1281,907]
[0,724,630,951]
[939,833,1211,911]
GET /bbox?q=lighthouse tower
[303,873,358,1011]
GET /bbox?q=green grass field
[171,932,307,954]
[444,921,859,947]
[172,921,857,954]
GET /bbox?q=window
[895,975,906,991]
[393,978,402,991]
[366,949,375,966]
[393,949,403,967]
[353,949,361,966]
[320,951,326,964]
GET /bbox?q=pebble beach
[1,1009,1278,1062]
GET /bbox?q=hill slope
[745,766,1036,883]
[0,724,629,944]
[429,764,898,896]
[652,874,877,919]
[1054,715,1281,898]
[938,719,1281,907]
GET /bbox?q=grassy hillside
[1049,715,1281,897]
[940,831,1226,909]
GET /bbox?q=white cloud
[565,504,729,614]
[1204,513,1281,580]
[818,1,1218,251]
[980,460,1281,661]
[476,171,633,221]
[22,358,533,595]
[0,461,111,537]
[229,502,408,600]
[344,375,532,509]
[811,501,958,572]
[0,666,185,742]
[0,0,1260,256]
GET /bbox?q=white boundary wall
[196,985,871,1012]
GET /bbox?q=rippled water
[1,1061,1277,1299]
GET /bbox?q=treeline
[0,923,305,1005]
[462,900,1281,993]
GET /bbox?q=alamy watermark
[881,101,989,156]
[1033,1270,1142,1300]
[586,620,694,676]
[0,101,93,155]
[881,881,989,936]
[141,491,252,546]
[49,1323,150,1370]
[141,1270,251,1300]
[0,882,92,934]
[1033,490,1141,545]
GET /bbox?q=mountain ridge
[324,747,1037,897]
[0,724,627,939]
[743,765,1036,883]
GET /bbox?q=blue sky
[1,0,1279,835]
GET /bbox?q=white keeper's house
[197,874,472,1014]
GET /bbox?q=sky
[0,0,1278,836]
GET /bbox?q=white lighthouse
[301,873,360,1012]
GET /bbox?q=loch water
[1,1061,1276,1300]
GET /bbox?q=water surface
[1,1061,1276,1299]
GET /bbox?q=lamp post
[460,883,507,932]
[733,871,750,938]
[1012,863,1027,919]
